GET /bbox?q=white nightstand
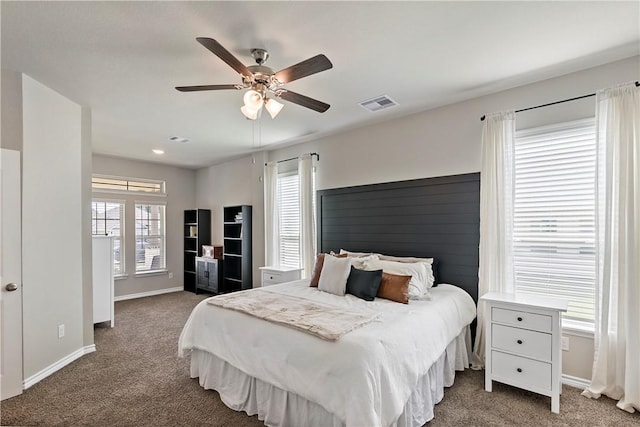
[480,292,568,413]
[259,266,303,287]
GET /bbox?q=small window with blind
[92,200,125,275]
[513,118,596,329]
[276,169,317,269]
[277,172,301,269]
[92,175,165,195]
[135,203,166,273]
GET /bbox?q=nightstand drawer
[263,271,284,282]
[492,307,552,332]
[492,350,552,391]
[260,266,302,287]
[492,324,552,361]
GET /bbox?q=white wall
[199,56,638,381]
[92,154,196,297]
[195,151,266,285]
[81,107,93,346]
[1,70,23,152]
[21,74,92,378]
[269,56,638,191]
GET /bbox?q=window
[91,200,125,275]
[276,169,317,269]
[277,172,301,269]
[135,203,166,272]
[513,118,596,328]
[92,175,165,195]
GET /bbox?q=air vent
[359,95,398,112]
[169,136,190,143]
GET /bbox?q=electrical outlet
[561,336,570,351]
[168,272,174,279]
[58,324,65,339]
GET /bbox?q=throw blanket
[207,289,382,340]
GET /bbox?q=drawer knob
[517,368,523,373]
[517,317,523,321]
[517,339,523,345]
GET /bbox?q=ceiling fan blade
[175,84,242,92]
[274,54,333,84]
[196,37,252,78]
[277,90,330,113]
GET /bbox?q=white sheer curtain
[298,154,316,279]
[264,161,280,267]
[582,83,640,413]
[472,111,516,368]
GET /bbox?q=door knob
[5,283,18,292]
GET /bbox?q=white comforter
[179,281,476,427]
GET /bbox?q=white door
[0,148,23,400]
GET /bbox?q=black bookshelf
[222,205,252,291]
[184,209,211,293]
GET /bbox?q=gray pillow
[346,266,383,301]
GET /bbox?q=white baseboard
[562,374,590,389]
[23,344,96,389]
[114,286,183,302]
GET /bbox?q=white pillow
[377,254,434,265]
[350,253,379,269]
[364,258,432,300]
[376,254,435,287]
[339,249,373,257]
[318,254,352,296]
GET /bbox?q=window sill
[114,274,129,281]
[135,269,168,278]
[562,320,594,338]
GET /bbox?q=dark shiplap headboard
[317,173,479,303]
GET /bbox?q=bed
[179,173,480,426]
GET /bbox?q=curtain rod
[480,81,640,121]
[265,152,319,166]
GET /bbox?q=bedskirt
[189,326,471,427]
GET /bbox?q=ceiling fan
[176,37,333,120]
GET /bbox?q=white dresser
[259,266,303,287]
[480,292,567,413]
[92,236,114,327]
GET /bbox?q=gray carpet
[1,291,637,426]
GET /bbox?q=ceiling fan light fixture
[177,38,332,119]
[241,105,259,120]
[243,89,264,110]
[265,98,284,119]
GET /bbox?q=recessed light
[152,149,165,155]
[169,136,190,143]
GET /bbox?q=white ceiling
[2,1,639,169]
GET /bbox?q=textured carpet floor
[1,291,637,426]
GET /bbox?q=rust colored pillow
[309,253,347,287]
[377,272,411,304]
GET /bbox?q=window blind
[514,118,596,326]
[277,173,301,269]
